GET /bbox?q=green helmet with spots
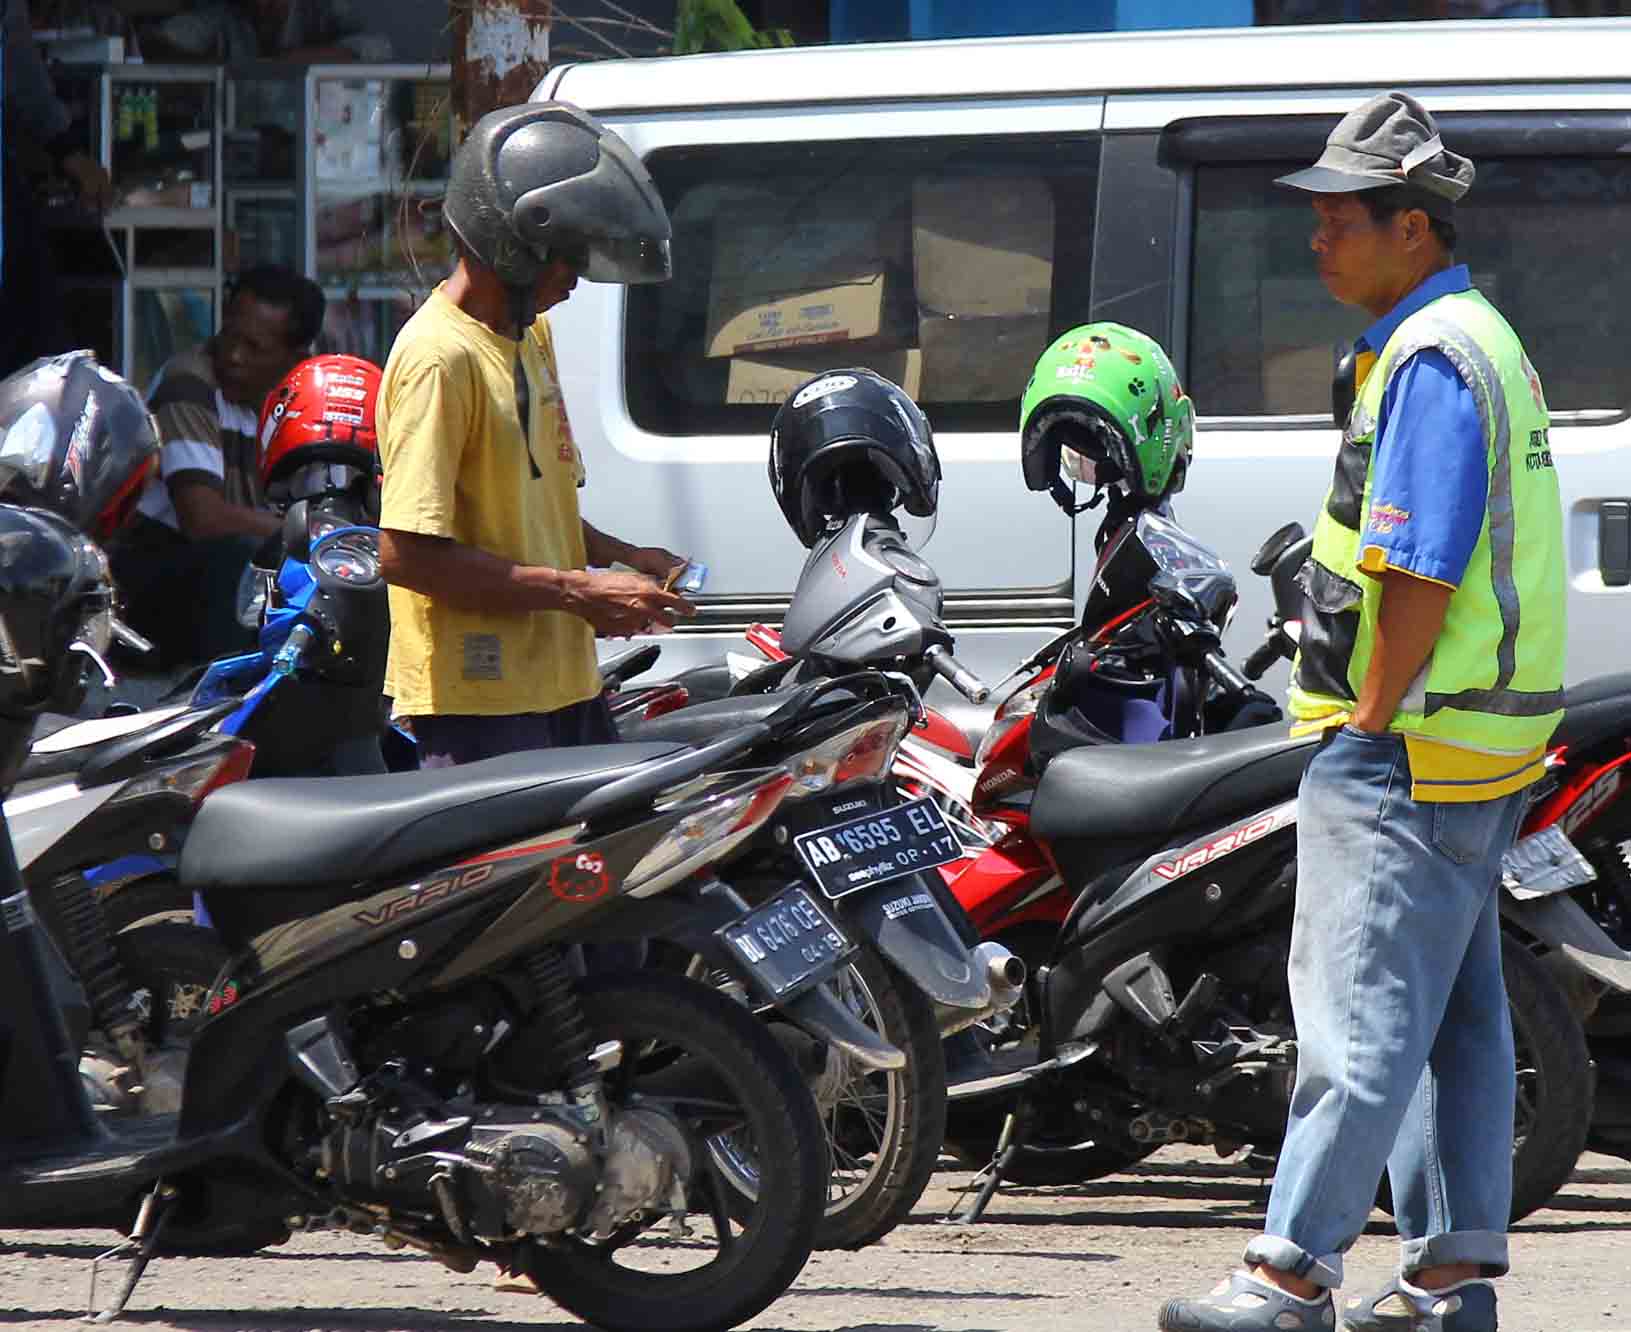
[1019,322,1195,510]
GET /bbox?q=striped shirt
[136,342,265,533]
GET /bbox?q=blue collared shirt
[1355,263,1488,588]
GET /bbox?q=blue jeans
[1242,726,1526,1289]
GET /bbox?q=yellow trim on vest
[1288,709,1545,800]
[1403,736,1548,802]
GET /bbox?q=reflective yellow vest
[1289,288,1565,799]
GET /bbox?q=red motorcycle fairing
[913,707,973,759]
[1527,747,1631,840]
[948,831,1063,934]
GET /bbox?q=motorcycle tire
[945,1104,1157,1186]
[1375,933,1591,1225]
[111,922,292,1256]
[945,923,1157,1186]
[100,873,191,935]
[712,945,948,1250]
[518,972,825,1332]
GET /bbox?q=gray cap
[1276,91,1474,219]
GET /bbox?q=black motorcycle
[0,503,916,1331]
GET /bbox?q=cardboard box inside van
[707,271,893,359]
[705,205,912,358]
[913,176,1054,320]
[918,312,1050,403]
[726,346,923,405]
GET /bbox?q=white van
[535,18,1631,716]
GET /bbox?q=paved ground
[6,1148,1631,1330]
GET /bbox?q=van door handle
[1601,501,1631,587]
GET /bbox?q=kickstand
[944,1104,1033,1225]
[85,1180,177,1324]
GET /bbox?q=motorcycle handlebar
[1242,637,1287,682]
[1203,650,1254,699]
[271,623,316,677]
[924,644,990,704]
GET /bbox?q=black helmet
[0,351,159,543]
[768,369,940,548]
[444,101,672,288]
[0,505,116,721]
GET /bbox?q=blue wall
[830,0,1255,42]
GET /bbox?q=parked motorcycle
[2,497,914,1327]
[928,510,1631,1225]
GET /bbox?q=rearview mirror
[1270,534,1315,620]
[1250,521,1307,577]
[282,499,311,565]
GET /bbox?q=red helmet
[259,354,381,498]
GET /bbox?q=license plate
[794,797,964,901]
[719,886,854,999]
[1502,824,1598,901]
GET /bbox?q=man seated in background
[111,265,324,667]
[141,0,392,63]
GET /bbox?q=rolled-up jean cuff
[1401,1229,1510,1279]
[1242,1234,1343,1289]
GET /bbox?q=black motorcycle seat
[1554,673,1631,752]
[180,742,687,891]
[1031,722,1320,846]
[618,693,789,746]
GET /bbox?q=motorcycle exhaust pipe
[978,941,1027,998]
[934,942,1027,1036]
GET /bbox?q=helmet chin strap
[1050,477,1107,516]
[510,285,543,480]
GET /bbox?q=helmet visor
[898,509,936,553]
[1061,446,1101,488]
[582,234,672,285]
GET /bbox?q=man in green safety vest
[1160,92,1565,1332]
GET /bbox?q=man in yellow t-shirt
[378,102,691,766]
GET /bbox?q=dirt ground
[7,1147,1631,1331]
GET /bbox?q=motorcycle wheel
[111,922,293,1255]
[1375,933,1591,1224]
[945,923,1157,1186]
[945,1099,1156,1186]
[709,946,947,1250]
[518,972,826,1332]
[100,873,192,935]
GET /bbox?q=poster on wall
[314,80,385,182]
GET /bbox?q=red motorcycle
[938,514,1631,1191]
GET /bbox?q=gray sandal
[1342,1277,1496,1331]
[1159,1269,1336,1331]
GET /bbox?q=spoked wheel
[517,973,826,1332]
[709,946,947,1249]
[1375,934,1590,1224]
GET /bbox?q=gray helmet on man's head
[444,101,673,288]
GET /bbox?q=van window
[626,135,1101,436]
[1188,158,1631,420]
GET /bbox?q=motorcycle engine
[320,1092,693,1241]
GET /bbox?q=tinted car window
[627,135,1101,436]
[1189,158,1631,419]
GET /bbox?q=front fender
[1502,890,1631,993]
[840,873,990,1012]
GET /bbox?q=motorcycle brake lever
[880,671,926,728]
[70,640,117,689]
[109,615,155,656]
